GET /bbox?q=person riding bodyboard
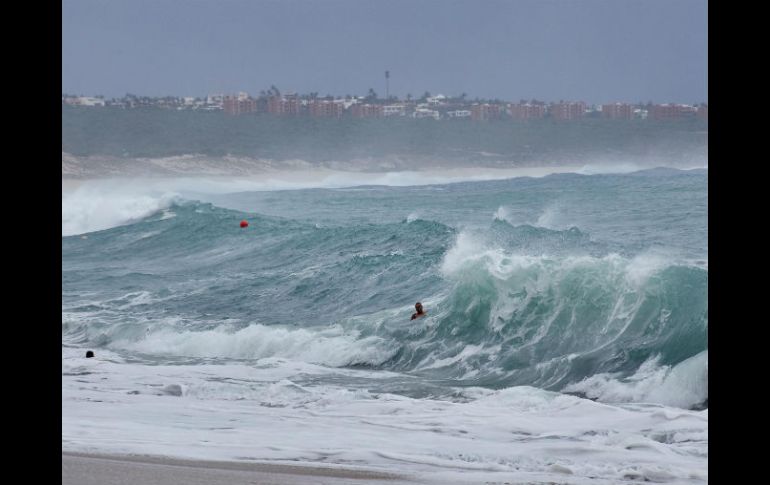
[411,302,427,320]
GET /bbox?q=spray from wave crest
[493,203,564,230]
[535,203,562,229]
[62,184,180,236]
[493,206,510,222]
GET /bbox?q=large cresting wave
[62,194,707,408]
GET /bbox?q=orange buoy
[240,220,249,228]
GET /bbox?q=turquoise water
[62,168,707,407]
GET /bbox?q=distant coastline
[63,107,707,179]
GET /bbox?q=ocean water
[62,166,707,484]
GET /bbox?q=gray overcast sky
[62,0,707,104]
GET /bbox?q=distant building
[308,99,345,118]
[549,101,586,120]
[649,104,698,120]
[383,105,406,117]
[104,98,127,108]
[207,94,224,106]
[223,95,258,115]
[64,96,105,107]
[446,110,471,118]
[426,94,447,106]
[350,103,384,118]
[340,98,359,110]
[471,104,502,121]
[266,95,282,115]
[267,94,301,115]
[267,96,280,114]
[601,103,633,120]
[509,103,545,120]
[412,108,440,120]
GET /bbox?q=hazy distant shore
[62,107,707,172]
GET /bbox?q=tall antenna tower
[385,70,390,101]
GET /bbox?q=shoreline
[62,451,423,485]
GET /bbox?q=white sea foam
[564,351,708,409]
[62,348,708,484]
[159,209,176,220]
[119,323,398,367]
[62,182,180,236]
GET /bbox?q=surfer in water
[411,302,427,320]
